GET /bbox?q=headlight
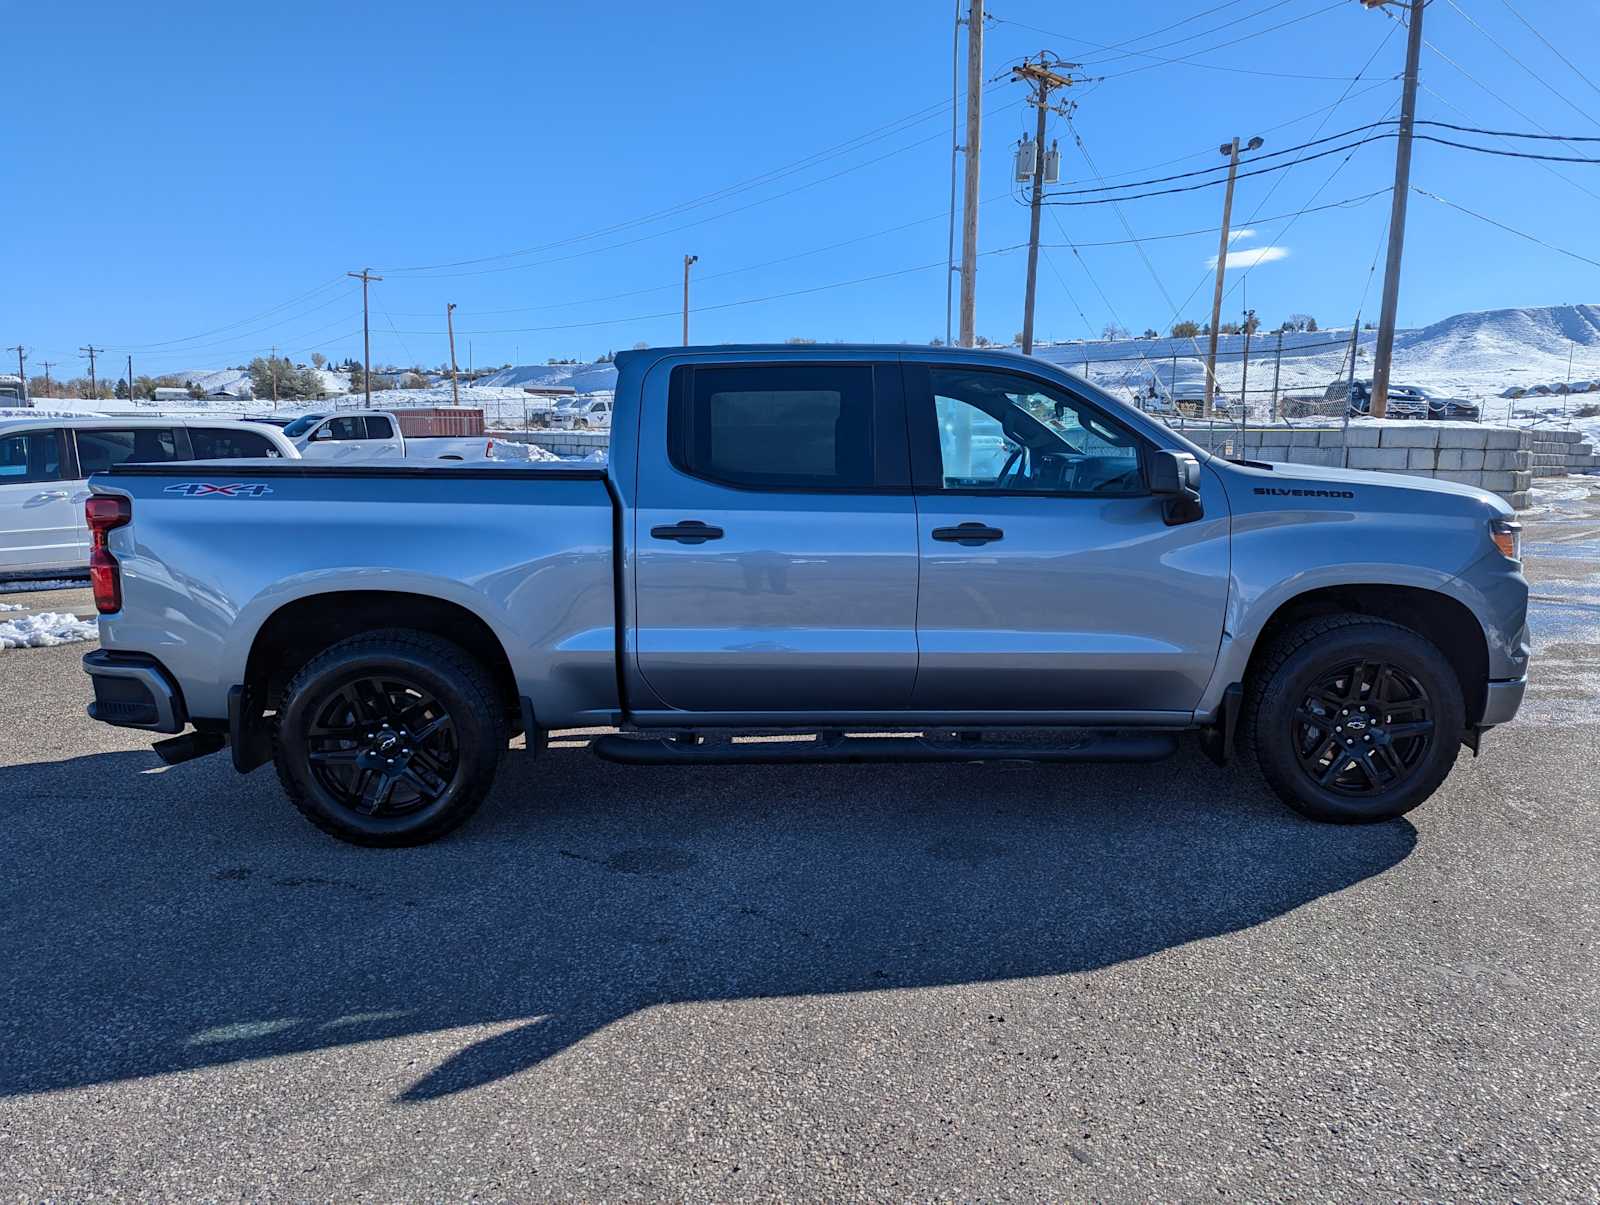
[1490,517,1522,562]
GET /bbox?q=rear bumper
[82,650,187,734]
[1480,676,1527,727]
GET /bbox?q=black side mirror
[1149,450,1203,525]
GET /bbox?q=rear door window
[322,416,365,441]
[188,428,285,459]
[0,431,64,484]
[364,416,394,439]
[75,428,180,475]
[668,363,886,490]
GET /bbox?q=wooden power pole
[269,345,279,409]
[6,345,23,402]
[958,0,984,347]
[126,354,133,402]
[347,268,382,408]
[447,303,460,406]
[1203,135,1262,416]
[1365,0,1424,419]
[1012,53,1081,356]
[80,345,102,400]
[682,255,698,344]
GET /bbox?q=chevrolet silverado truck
[81,345,1530,846]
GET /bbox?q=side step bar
[591,731,1178,766]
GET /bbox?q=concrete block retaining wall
[1171,421,1598,510]
[489,428,610,458]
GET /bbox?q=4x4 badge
[163,483,275,498]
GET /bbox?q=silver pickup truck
[82,345,1530,845]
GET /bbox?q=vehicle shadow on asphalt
[0,742,1416,1103]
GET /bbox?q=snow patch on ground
[0,611,98,649]
[0,578,88,593]
[0,603,23,612]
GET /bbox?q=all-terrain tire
[272,629,507,846]
[1243,615,1465,824]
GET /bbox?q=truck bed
[92,460,622,728]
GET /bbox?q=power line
[1413,134,1600,164]
[1095,0,1351,81]
[1495,0,1600,106]
[380,82,1011,276]
[1411,187,1600,270]
[1040,133,1397,205]
[1415,118,1600,142]
[1418,80,1600,206]
[1440,0,1600,131]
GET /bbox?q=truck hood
[1237,459,1514,516]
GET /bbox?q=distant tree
[784,337,817,345]
[249,356,323,401]
[1170,319,1201,338]
[1307,317,1318,331]
[1363,321,1374,330]
[974,335,994,347]
[594,350,615,363]
[1218,321,1241,335]
[1142,328,1159,339]
[929,337,945,346]
[1102,322,1129,341]
[1243,312,1260,334]
[1281,313,1316,332]
[310,352,327,370]
[399,372,429,389]
[631,341,649,351]
[114,378,130,399]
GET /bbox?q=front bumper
[83,650,187,734]
[1480,676,1527,727]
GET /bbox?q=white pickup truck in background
[269,411,499,462]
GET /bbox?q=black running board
[590,731,1178,766]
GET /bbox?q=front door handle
[932,522,1004,546]
[651,520,725,544]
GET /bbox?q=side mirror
[1149,450,1204,526]
[1149,450,1200,494]
[310,426,331,441]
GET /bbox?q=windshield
[281,414,326,438]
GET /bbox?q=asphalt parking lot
[2,485,1597,1198]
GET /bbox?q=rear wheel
[272,629,506,846]
[1245,617,1465,824]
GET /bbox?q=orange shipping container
[389,408,485,438]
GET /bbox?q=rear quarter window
[75,428,180,474]
[188,428,284,459]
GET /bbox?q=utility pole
[6,345,23,403]
[126,354,133,403]
[1012,53,1081,356]
[447,303,460,407]
[80,345,102,400]
[41,360,55,398]
[347,268,382,408]
[1239,310,1255,438]
[1204,135,1263,416]
[1365,0,1424,419]
[1270,326,1285,419]
[269,345,279,409]
[958,0,984,348]
[682,254,698,344]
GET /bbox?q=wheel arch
[244,590,521,725]
[1240,584,1490,725]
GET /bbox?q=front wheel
[272,630,507,846]
[1246,617,1465,824]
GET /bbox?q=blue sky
[3,0,1597,377]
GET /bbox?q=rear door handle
[932,522,1004,546]
[651,520,725,544]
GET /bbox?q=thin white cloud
[1227,228,1256,243]
[1207,245,1289,270]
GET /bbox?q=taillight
[86,494,132,614]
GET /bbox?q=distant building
[522,384,577,399]
[152,386,193,402]
[0,374,28,406]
